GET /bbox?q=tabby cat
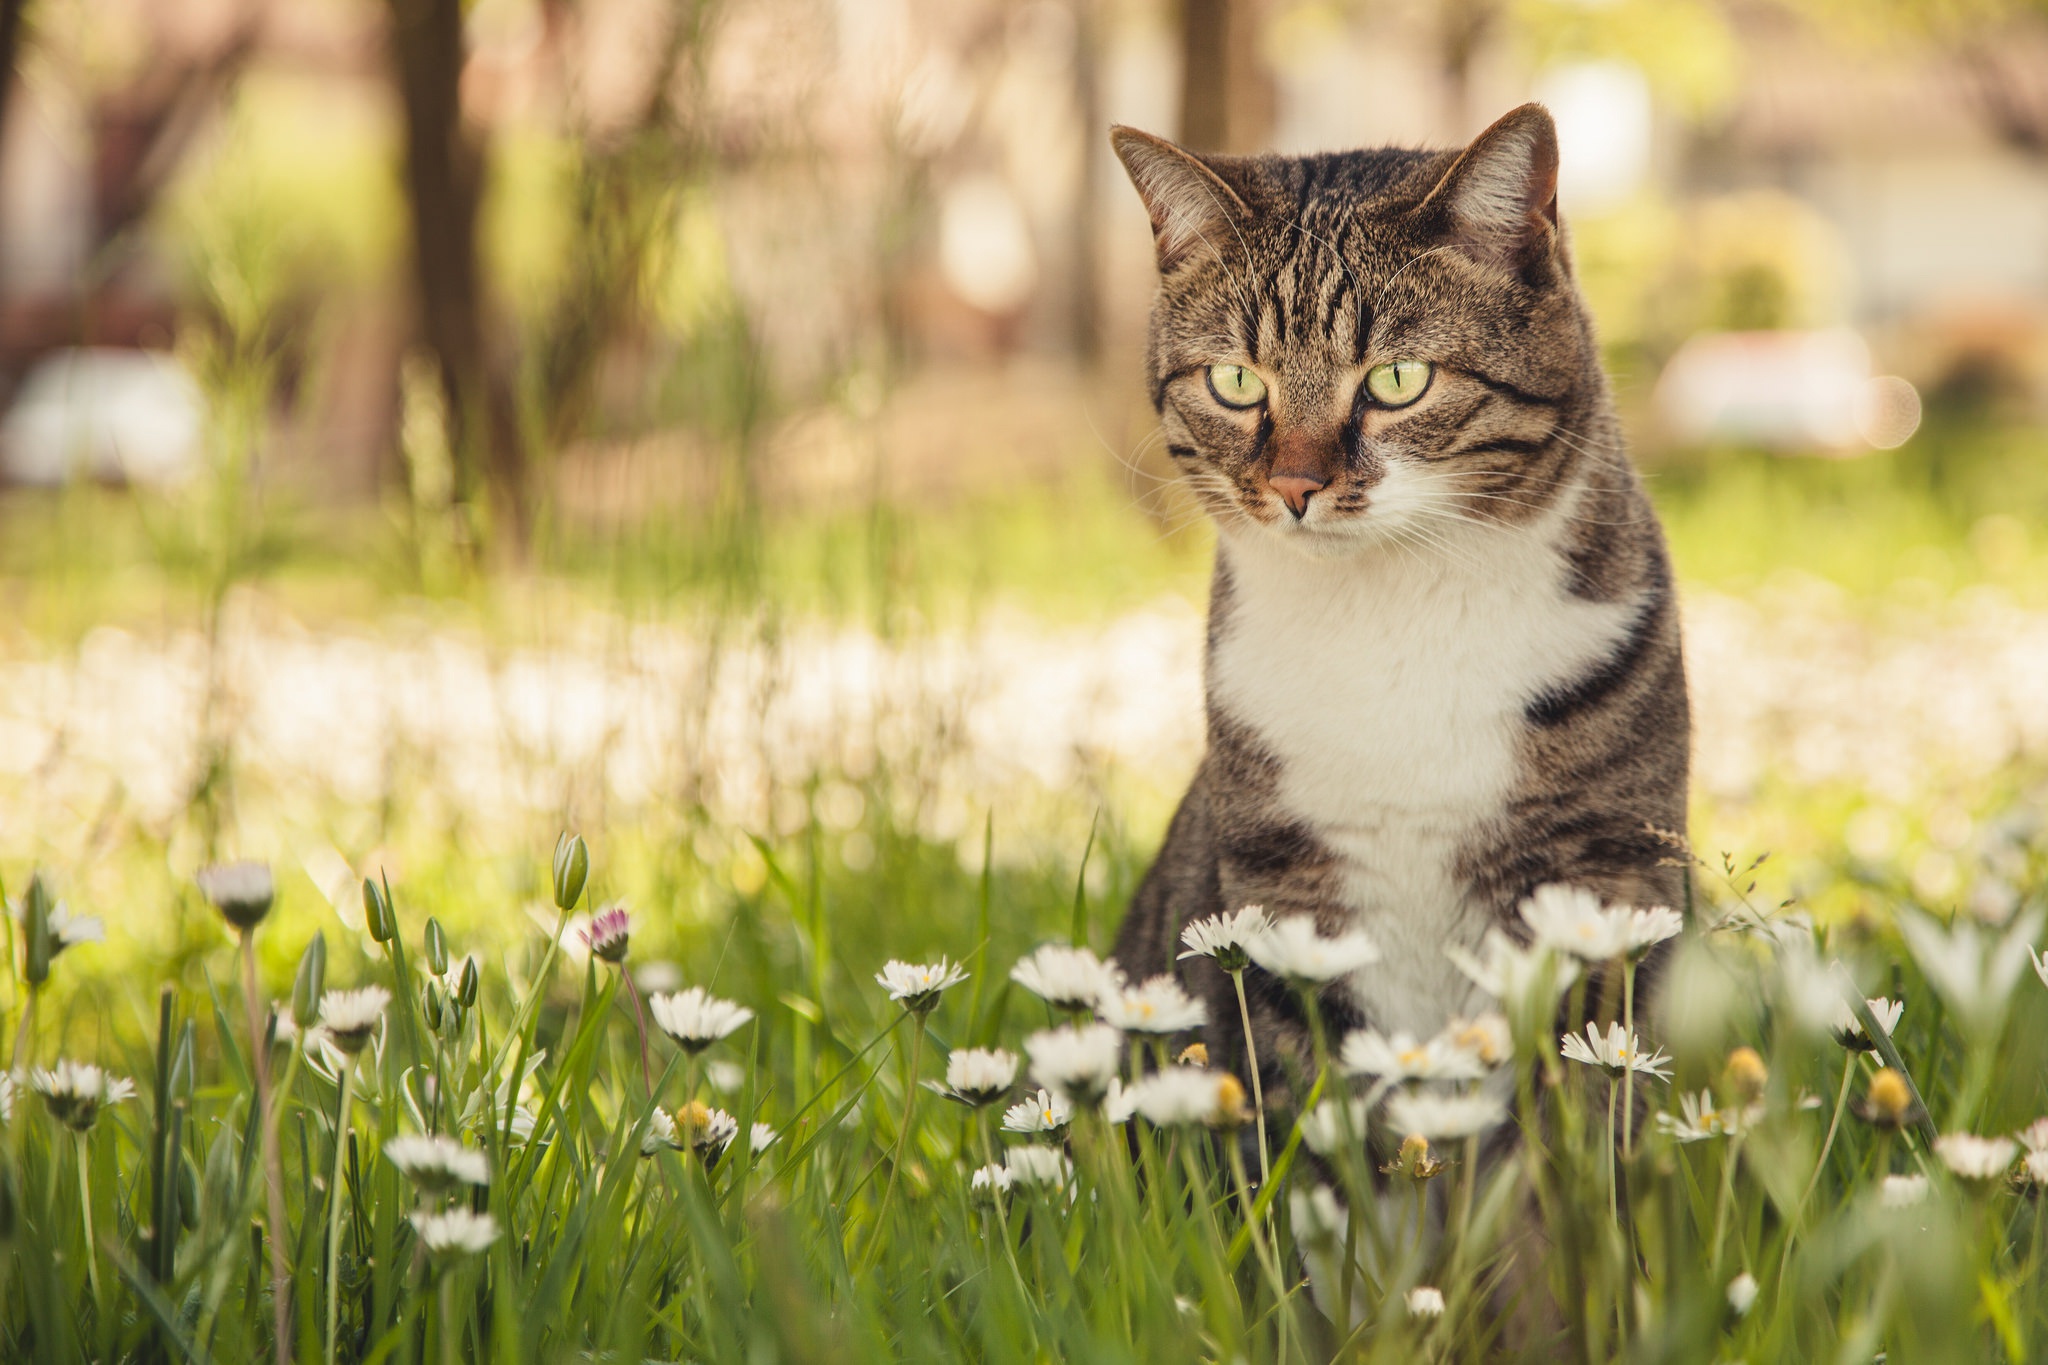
[1109,105,1689,1139]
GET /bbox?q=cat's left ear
[1421,104,1562,276]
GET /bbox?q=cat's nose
[1269,474,1326,519]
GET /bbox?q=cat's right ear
[1110,127,1254,273]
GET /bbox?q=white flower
[411,1209,500,1256]
[969,1163,1013,1199]
[1288,1185,1346,1246]
[1126,1068,1248,1127]
[1442,1013,1513,1068]
[1446,930,1579,1016]
[44,903,104,954]
[0,1072,13,1122]
[675,1102,740,1159]
[1002,1088,1072,1135]
[1628,905,1685,956]
[1096,975,1208,1034]
[1178,906,1271,972]
[30,1060,135,1131]
[1560,1022,1672,1079]
[1011,945,1124,1012]
[1244,916,1379,984]
[1102,1076,1139,1125]
[197,861,276,929]
[1831,996,1904,1051]
[648,988,754,1053]
[2032,944,2048,992]
[944,1047,1019,1105]
[706,1060,746,1093]
[1726,1272,1758,1317]
[1025,1023,1123,1105]
[1656,1090,1750,1144]
[750,1122,778,1154]
[318,986,391,1055]
[641,1107,679,1155]
[1340,1029,1484,1084]
[1898,908,2043,1039]
[876,958,969,1013]
[2024,1151,2048,1186]
[1520,885,1633,960]
[580,906,632,964]
[1406,1286,1446,1318]
[1879,1173,1929,1207]
[1003,1144,1073,1191]
[1385,1089,1507,1140]
[383,1134,489,1190]
[1935,1132,2018,1181]
[2015,1118,2048,1153]
[1297,1098,1369,1155]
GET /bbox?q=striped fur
[1110,107,1690,1137]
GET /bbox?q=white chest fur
[1207,501,1637,1037]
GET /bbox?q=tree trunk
[1178,0,1271,153]
[385,0,528,550]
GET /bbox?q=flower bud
[424,981,445,1031]
[20,873,52,986]
[424,917,449,977]
[1858,1068,1916,1130]
[458,955,480,1008]
[292,932,327,1029]
[362,877,395,943]
[1722,1047,1768,1106]
[553,833,589,912]
[1177,1043,1210,1068]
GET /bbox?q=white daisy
[0,1072,13,1122]
[1178,906,1271,973]
[2015,1118,2048,1153]
[1024,1023,1123,1106]
[1126,1068,1248,1128]
[1726,1272,1758,1317]
[750,1122,778,1154]
[875,958,969,1014]
[1560,1022,1672,1079]
[383,1134,489,1191]
[1386,1088,1507,1140]
[648,988,754,1053]
[640,1107,679,1156]
[1445,931,1579,1016]
[676,1102,740,1159]
[1406,1286,1446,1318]
[1002,1087,1072,1135]
[944,1047,1019,1105]
[1296,1098,1369,1155]
[1288,1185,1346,1246]
[1003,1144,1073,1191]
[1096,975,1208,1034]
[1011,945,1124,1012]
[1340,1029,1484,1084]
[1897,907,2043,1040]
[30,1060,135,1131]
[411,1208,500,1256]
[969,1163,1013,1200]
[318,986,391,1055]
[1244,916,1379,985]
[1442,1013,1513,1068]
[1831,996,1904,1052]
[1102,1076,1139,1126]
[1879,1173,1929,1208]
[1628,906,1685,956]
[1935,1132,2018,1181]
[197,861,276,930]
[45,903,104,954]
[2023,1151,2048,1186]
[1655,1089,1751,1144]
[1520,885,1633,961]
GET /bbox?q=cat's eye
[1364,360,1432,407]
[1206,363,1267,409]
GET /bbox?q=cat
[1108,104,1689,1149]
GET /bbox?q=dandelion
[580,905,631,964]
[31,1061,135,1132]
[383,1134,489,1193]
[1003,1144,1073,1191]
[969,1163,1013,1201]
[1297,1097,1370,1155]
[750,1122,778,1154]
[1244,916,1380,985]
[1935,1133,2018,1182]
[197,861,276,930]
[1126,1068,1250,1127]
[1002,1088,1072,1135]
[1011,945,1124,1012]
[1446,930,1579,1016]
[1880,1173,1929,1208]
[1386,1089,1508,1141]
[411,1208,500,1257]
[1024,1022,1123,1106]
[1096,975,1208,1034]
[1897,907,2043,1039]
[942,1047,1019,1106]
[875,958,969,1014]
[1831,996,1904,1052]
[318,986,391,1055]
[1406,1286,1446,1318]
[1340,1028,1484,1083]
[1726,1272,1758,1317]
[1560,1022,1672,1079]
[640,1107,678,1156]
[676,1101,740,1160]
[1178,905,1271,973]
[648,988,754,1053]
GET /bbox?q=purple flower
[582,906,631,964]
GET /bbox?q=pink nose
[1269,475,1326,518]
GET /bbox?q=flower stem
[76,1130,101,1307]
[326,1062,354,1365]
[1606,1078,1621,1231]
[438,1270,457,1365]
[241,929,292,1365]
[1621,960,1637,1161]
[1230,969,1270,1189]
[622,971,654,1096]
[1708,1130,1745,1277]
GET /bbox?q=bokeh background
[3,0,2047,967]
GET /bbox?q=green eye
[1364,360,1432,407]
[1206,363,1267,409]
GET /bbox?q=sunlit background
[3,0,2047,958]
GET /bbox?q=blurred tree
[1179,0,1273,151]
[387,0,529,553]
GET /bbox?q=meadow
[4,399,2048,1364]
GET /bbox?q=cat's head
[1113,105,1600,558]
